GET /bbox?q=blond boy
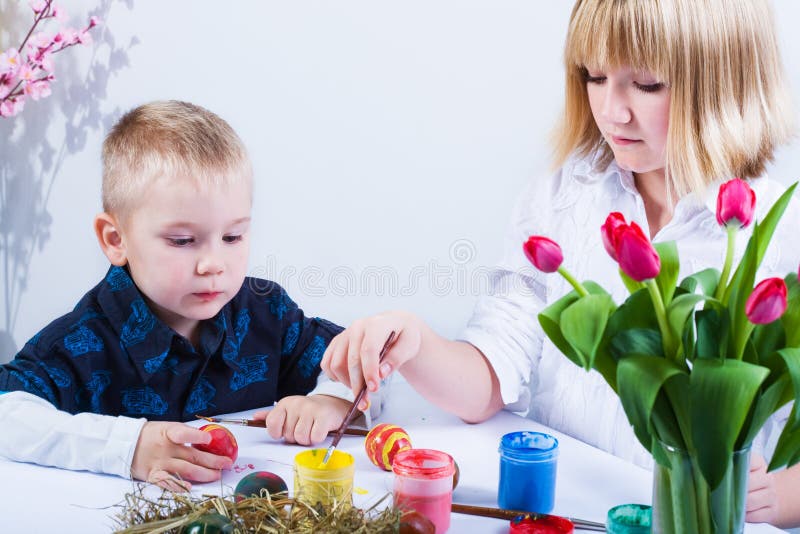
[0,101,353,490]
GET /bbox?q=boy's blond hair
[553,0,794,198]
[102,100,252,221]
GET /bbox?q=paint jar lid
[499,431,559,462]
[606,504,652,533]
[392,448,454,479]
[509,515,574,534]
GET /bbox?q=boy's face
[118,176,251,340]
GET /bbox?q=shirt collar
[96,266,228,380]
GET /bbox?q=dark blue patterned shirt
[0,266,342,421]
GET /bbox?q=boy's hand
[320,311,424,410]
[253,394,351,445]
[131,421,234,492]
[746,452,779,524]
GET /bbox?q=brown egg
[399,510,436,534]
[453,460,460,490]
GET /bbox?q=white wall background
[2,1,800,363]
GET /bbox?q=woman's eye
[585,74,606,85]
[223,235,242,244]
[634,82,666,93]
[168,237,194,247]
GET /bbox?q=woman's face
[585,65,671,182]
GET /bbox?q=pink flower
[0,77,14,99]
[0,49,21,77]
[716,178,756,228]
[17,64,36,83]
[88,16,101,29]
[745,278,788,324]
[51,5,67,22]
[29,32,53,50]
[29,0,48,14]
[523,236,564,273]
[0,97,25,117]
[76,31,93,45]
[614,222,661,282]
[24,80,51,100]
[601,212,627,261]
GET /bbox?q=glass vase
[652,442,750,534]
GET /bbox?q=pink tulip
[614,222,661,282]
[716,178,756,228]
[601,212,626,261]
[523,236,563,273]
[745,278,788,324]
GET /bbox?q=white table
[0,380,785,533]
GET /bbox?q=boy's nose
[197,254,224,275]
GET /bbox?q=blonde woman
[322,0,800,527]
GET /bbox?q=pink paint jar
[392,448,455,533]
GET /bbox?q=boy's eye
[223,235,242,244]
[167,237,194,247]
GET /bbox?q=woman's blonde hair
[553,0,794,197]
[102,100,252,221]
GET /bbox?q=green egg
[234,471,288,501]
[180,512,234,534]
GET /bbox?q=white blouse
[460,154,800,468]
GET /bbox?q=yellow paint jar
[293,449,355,507]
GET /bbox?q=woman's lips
[611,135,640,146]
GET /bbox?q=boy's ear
[94,212,127,266]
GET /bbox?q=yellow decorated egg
[365,423,412,471]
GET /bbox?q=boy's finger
[176,444,233,471]
[320,335,339,374]
[360,327,389,393]
[167,458,225,484]
[292,416,313,445]
[309,418,329,444]
[166,424,211,445]
[282,409,301,443]
[252,410,269,421]
[150,469,192,492]
[265,405,287,440]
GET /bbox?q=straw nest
[113,485,402,534]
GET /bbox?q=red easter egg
[194,424,239,463]
[365,423,412,471]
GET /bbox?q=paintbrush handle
[329,331,397,451]
[199,417,369,436]
[450,503,606,531]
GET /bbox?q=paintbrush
[194,415,369,436]
[320,330,397,465]
[451,503,606,531]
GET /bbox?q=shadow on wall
[0,0,137,363]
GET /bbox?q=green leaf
[538,281,612,370]
[619,269,646,294]
[741,374,790,447]
[539,292,583,367]
[680,268,721,297]
[782,273,800,348]
[769,403,800,471]
[617,356,685,454]
[560,294,616,370]
[751,321,786,365]
[694,308,730,359]
[654,241,679,306]
[667,293,710,353]
[690,359,769,489]
[610,328,664,359]
[776,348,800,428]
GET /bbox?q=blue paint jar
[498,431,559,513]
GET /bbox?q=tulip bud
[716,178,756,228]
[615,222,661,282]
[523,236,563,273]
[745,278,788,324]
[601,212,627,261]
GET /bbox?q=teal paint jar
[607,503,652,533]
